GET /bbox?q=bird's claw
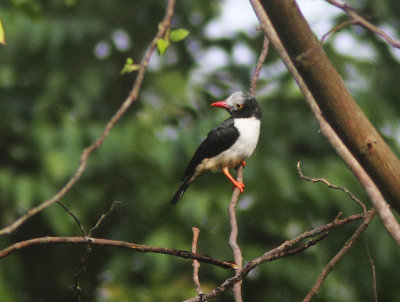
[232,181,245,193]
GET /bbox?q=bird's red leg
[242,161,246,167]
[222,167,245,193]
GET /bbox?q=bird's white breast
[231,117,261,159]
[196,117,260,173]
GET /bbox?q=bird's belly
[196,118,260,173]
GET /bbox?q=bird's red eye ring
[235,103,244,110]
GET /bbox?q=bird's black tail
[170,174,192,205]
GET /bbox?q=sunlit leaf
[0,19,6,45]
[157,38,169,55]
[170,28,189,42]
[120,57,140,74]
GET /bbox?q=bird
[170,91,262,204]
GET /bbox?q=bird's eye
[235,103,244,110]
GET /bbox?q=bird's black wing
[170,118,239,205]
[182,118,239,179]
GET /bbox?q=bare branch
[228,165,244,302]
[250,35,269,97]
[0,236,236,269]
[191,227,205,299]
[303,208,376,301]
[297,161,367,216]
[89,201,121,236]
[183,212,364,302]
[366,241,378,302]
[57,201,87,237]
[249,0,400,246]
[0,0,177,236]
[325,0,400,49]
[320,20,356,45]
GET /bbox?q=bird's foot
[232,180,245,193]
[242,161,246,167]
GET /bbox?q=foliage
[0,0,400,301]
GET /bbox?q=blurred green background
[1,0,400,301]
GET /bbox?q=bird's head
[211,91,262,119]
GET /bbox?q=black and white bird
[170,91,262,204]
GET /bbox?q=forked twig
[297,161,367,216]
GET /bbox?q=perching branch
[325,0,400,49]
[228,165,244,302]
[0,0,177,236]
[303,208,376,301]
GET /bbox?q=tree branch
[253,0,400,215]
[0,236,236,269]
[0,0,177,236]
[228,165,244,302]
[183,212,364,301]
[191,227,205,299]
[325,0,400,49]
[297,162,367,216]
[303,208,376,301]
[249,0,400,246]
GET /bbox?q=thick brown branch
[249,0,400,246]
[0,0,176,236]
[254,0,400,214]
[303,209,376,301]
[0,236,236,269]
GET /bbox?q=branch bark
[249,0,400,246]
[0,236,236,269]
[256,0,400,214]
[228,165,244,302]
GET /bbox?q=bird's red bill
[211,100,229,109]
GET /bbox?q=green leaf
[120,57,140,74]
[157,38,169,55]
[170,28,189,42]
[0,19,6,45]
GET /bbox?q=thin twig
[297,161,367,216]
[249,0,400,246]
[89,201,121,236]
[325,0,400,48]
[0,0,177,236]
[57,201,87,237]
[366,241,378,302]
[250,35,269,97]
[73,200,121,300]
[191,227,205,300]
[228,165,244,302]
[183,212,364,302]
[320,19,357,45]
[303,208,376,302]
